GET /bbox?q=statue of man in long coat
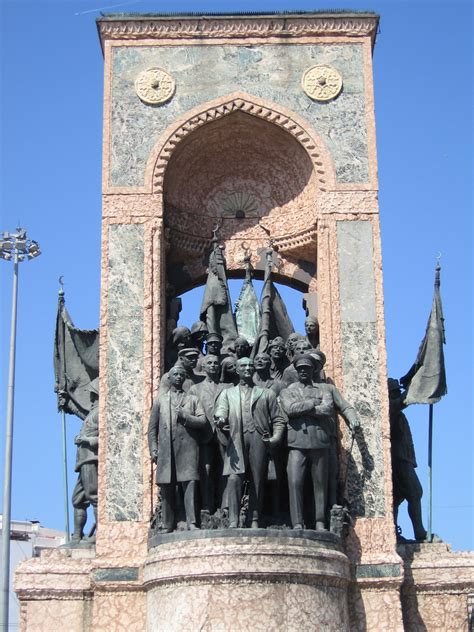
[148,365,206,532]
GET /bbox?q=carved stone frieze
[165,222,317,263]
[167,229,208,258]
[98,15,378,46]
[272,226,317,258]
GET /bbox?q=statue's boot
[71,508,87,543]
[409,500,427,541]
[87,505,98,542]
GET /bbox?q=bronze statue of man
[166,325,193,369]
[205,332,224,357]
[159,347,203,395]
[148,365,206,532]
[280,353,359,530]
[191,320,208,353]
[388,378,427,541]
[188,355,225,515]
[232,336,251,360]
[281,338,313,386]
[253,352,282,394]
[285,332,304,362]
[214,357,286,528]
[71,378,99,543]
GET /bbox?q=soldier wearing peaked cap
[280,353,359,531]
[165,326,193,369]
[191,320,208,344]
[205,332,224,357]
[159,347,203,396]
[172,326,192,349]
[191,321,209,376]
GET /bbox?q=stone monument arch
[157,92,331,295]
[15,12,474,632]
[95,13,397,626]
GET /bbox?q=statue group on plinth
[54,227,429,543]
[149,229,360,534]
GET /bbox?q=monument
[14,12,474,631]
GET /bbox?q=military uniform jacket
[214,385,286,476]
[148,390,205,484]
[280,382,355,450]
[75,402,99,472]
[390,399,417,467]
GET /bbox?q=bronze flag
[400,264,447,405]
[54,291,99,418]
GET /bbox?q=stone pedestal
[15,548,95,632]
[145,531,350,631]
[398,542,474,631]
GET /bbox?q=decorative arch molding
[144,92,337,196]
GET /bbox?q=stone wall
[109,43,367,187]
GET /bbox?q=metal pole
[61,410,70,543]
[427,403,433,542]
[1,251,19,632]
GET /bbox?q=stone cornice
[97,13,379,49]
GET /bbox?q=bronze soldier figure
[280,354,359,530]
[71,378,99,544]
[159,347,203,396]
[388,378,427,541]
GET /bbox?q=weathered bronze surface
[388,378,427,542]
[70,378,99,545]
[151,231,363,534]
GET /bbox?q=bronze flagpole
[428,403,433,542]
[58,279,70,543]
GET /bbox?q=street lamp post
[0,228,41,631]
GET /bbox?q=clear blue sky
[0,0,472,550]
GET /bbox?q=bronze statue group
[148,317,360,533]
[62,231,428,543]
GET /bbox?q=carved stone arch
[144,91,337,196]
[150,93,333,296]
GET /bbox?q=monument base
[15,534,474,630]
[398,541,474,631]
[145,530,350,631]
